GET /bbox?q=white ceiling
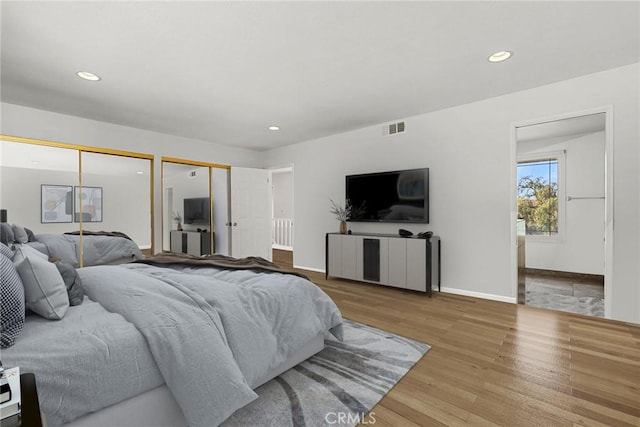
[1,1,638,151]
[517,113,606,143]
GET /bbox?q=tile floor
[524,271,604,317]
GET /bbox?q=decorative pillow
[53,261,86,306]
[11,225,28,244]
[1,253,25,348]
[24,227,37,243]
[0,223,14,245]
[15,247,69,320]
[12,244,48,265]
[0,242,13,260]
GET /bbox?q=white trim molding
[440,287,517,304]
[295,265,326,273]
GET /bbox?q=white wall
[518,131,605,275]
[0,102,262,252]
[272,171,293,218]
[262,63,640,323]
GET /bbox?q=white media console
[325,232,440,294]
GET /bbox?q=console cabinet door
[341,235,357,280]
[327,234,343,277]
[388,238,407,288]
[170,231,183,253]
[187,232,201,256]
[406,239,427,291]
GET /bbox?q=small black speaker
[398,228,413,237]
[0,209,6,223]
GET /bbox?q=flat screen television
[183,197,210,225]
[346,168,429,223]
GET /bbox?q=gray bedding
[5,262,343,427]
[30,234,143,267]
[1,298,163,427]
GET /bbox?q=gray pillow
[14,245,69,320]
[53,261,86,306]
[1,253,25,348]
[0,223,14,245]
[24,227,37,243]
[12,243,48,265]
[11,225,28,244]
[0,242,13,260]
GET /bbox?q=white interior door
[230,167,272,260]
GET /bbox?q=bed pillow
[0,242,14,260]
[53,261,86,306]
[1,253,25,348]
[14,246,69,320]
[0,223,14,245]
[11,225,29,244]
[24,227,37,242]
[12,243,48,265]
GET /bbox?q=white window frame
[516,150,566,243]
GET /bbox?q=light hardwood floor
[273,250,640,426]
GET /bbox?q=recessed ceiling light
[136,171,144,175]
[488,51,512,63]
[268,126,280,131]
[76,71,101,81]
[32,161,40,165]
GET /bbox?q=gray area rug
[223,319,430,427]
[526,289,604,317]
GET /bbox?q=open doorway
[512,109,613,318]
[271,166,293,268]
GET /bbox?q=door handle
[233,222,238,226]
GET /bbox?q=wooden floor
[272,250,640,426]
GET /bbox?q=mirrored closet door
[161,158,230,256]
[0,135,154,266]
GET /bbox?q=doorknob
[233,222,238,226]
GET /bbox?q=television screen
[184,197,210,224]
[346,168,429,223]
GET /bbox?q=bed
[29,232,143,267]
[0,222,143,267]
[1,252,343,427]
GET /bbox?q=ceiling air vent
[384,121,406,136]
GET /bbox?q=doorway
[271,167,294,251]
[511,109,613,318]
[271,166,294,268]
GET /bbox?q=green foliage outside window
[517,160,559,236]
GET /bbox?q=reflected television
[184,197,210,225]
[346,168,429,223]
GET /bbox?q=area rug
[223,319,430,427]
[526,290,604,317]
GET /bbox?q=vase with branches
[172,211,183,231]
[329,198,351,234]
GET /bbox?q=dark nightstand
[1,374,43,427]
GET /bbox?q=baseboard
[524,268,604,282]
[440,287,517,304]
[294,265,325,273]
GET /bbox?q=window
[517,157,560,236]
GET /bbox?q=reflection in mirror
[0,139,79,233]
[80,152,152,251]
[162,162,212,254]
[1,137,154,267]
[212,167,230,256]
